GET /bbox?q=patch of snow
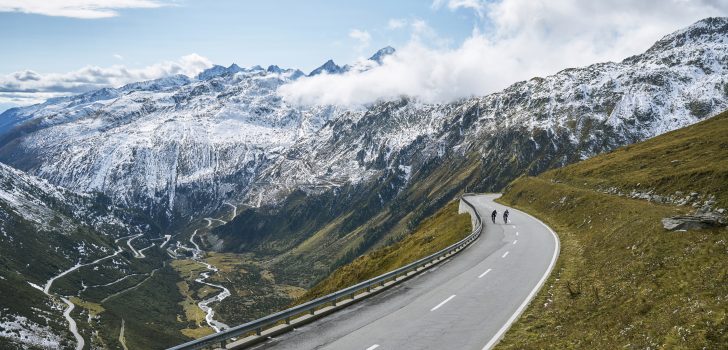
[0,314,63,349]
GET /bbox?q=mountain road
[251,194,559,350]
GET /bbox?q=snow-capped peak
[369,46,396,64]
[309,59,343,76]
[196,64,229,80]
[307,47,397,77]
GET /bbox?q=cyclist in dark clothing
[503,209,510,224]
[491,209,497,224]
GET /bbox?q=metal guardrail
[169,194,483,350]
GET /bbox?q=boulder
[662,213,727,231]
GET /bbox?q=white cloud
[349,29,372,52]
[388,18,406,30]
[0,53,212,106]
[386,18,450,48]
[432,0,486,18]
[113,53,124,60]
[0,0,166,19]
[280,0,728,106]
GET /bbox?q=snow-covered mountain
[0,64,348,225]
[0,18,726,231]
[232,17,728,219]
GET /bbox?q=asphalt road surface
[252,194,559,350]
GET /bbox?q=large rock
[662,213,727,231]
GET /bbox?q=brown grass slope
[302,199,471,301]
[497,111,728,349]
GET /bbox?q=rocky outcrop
[662,212,727,231]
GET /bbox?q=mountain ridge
[0,17,727,349]
[0,19,726,231]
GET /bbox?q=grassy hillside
[301,199,471,300]
[496,111,728,348]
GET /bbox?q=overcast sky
[1,0,727,111]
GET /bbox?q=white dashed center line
[516,232,519,236]
[502,251,509,258]
[430,295,456,311]
[366,345,380,350]
[478,268,492,278]
[513,240,518,245]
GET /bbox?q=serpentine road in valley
[252,194,559,350]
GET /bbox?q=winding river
[189,229,231,332]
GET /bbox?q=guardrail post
[366,286,371,292]
[310,308,315,315]
[256,327,262,336]
[331,300,337,307]
[350,293,355,300]
[285,317,291,325]
[220,340,226,349]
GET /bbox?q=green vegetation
[496,111,728,349]
[203,252,306,326]
[302,199,472,300]
[544,111,728,208]
[169,259,214,338]
[96,264,189,350]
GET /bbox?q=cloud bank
[280,0,728,106]
[0,54,211,106]
[0,0,167,19]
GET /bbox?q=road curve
[251,194,559,350]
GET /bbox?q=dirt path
[119,319,129,350]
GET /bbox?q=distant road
[252,194,559,350]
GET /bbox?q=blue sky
[0,1,476,74]
[1,0,727,111]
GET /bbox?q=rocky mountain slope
[1,19,725,231]
[0,65,345,227]
[212,17,728,281]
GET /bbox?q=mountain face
[0,66,346,226]
[212,17,728,280]
[0,19,726,233]
[0,18,725,233]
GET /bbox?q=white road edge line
[481,204,561,350]
[430,295,456,311]
[478,268,492,279]
[365,345,380,350]
[501,251,509,258]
